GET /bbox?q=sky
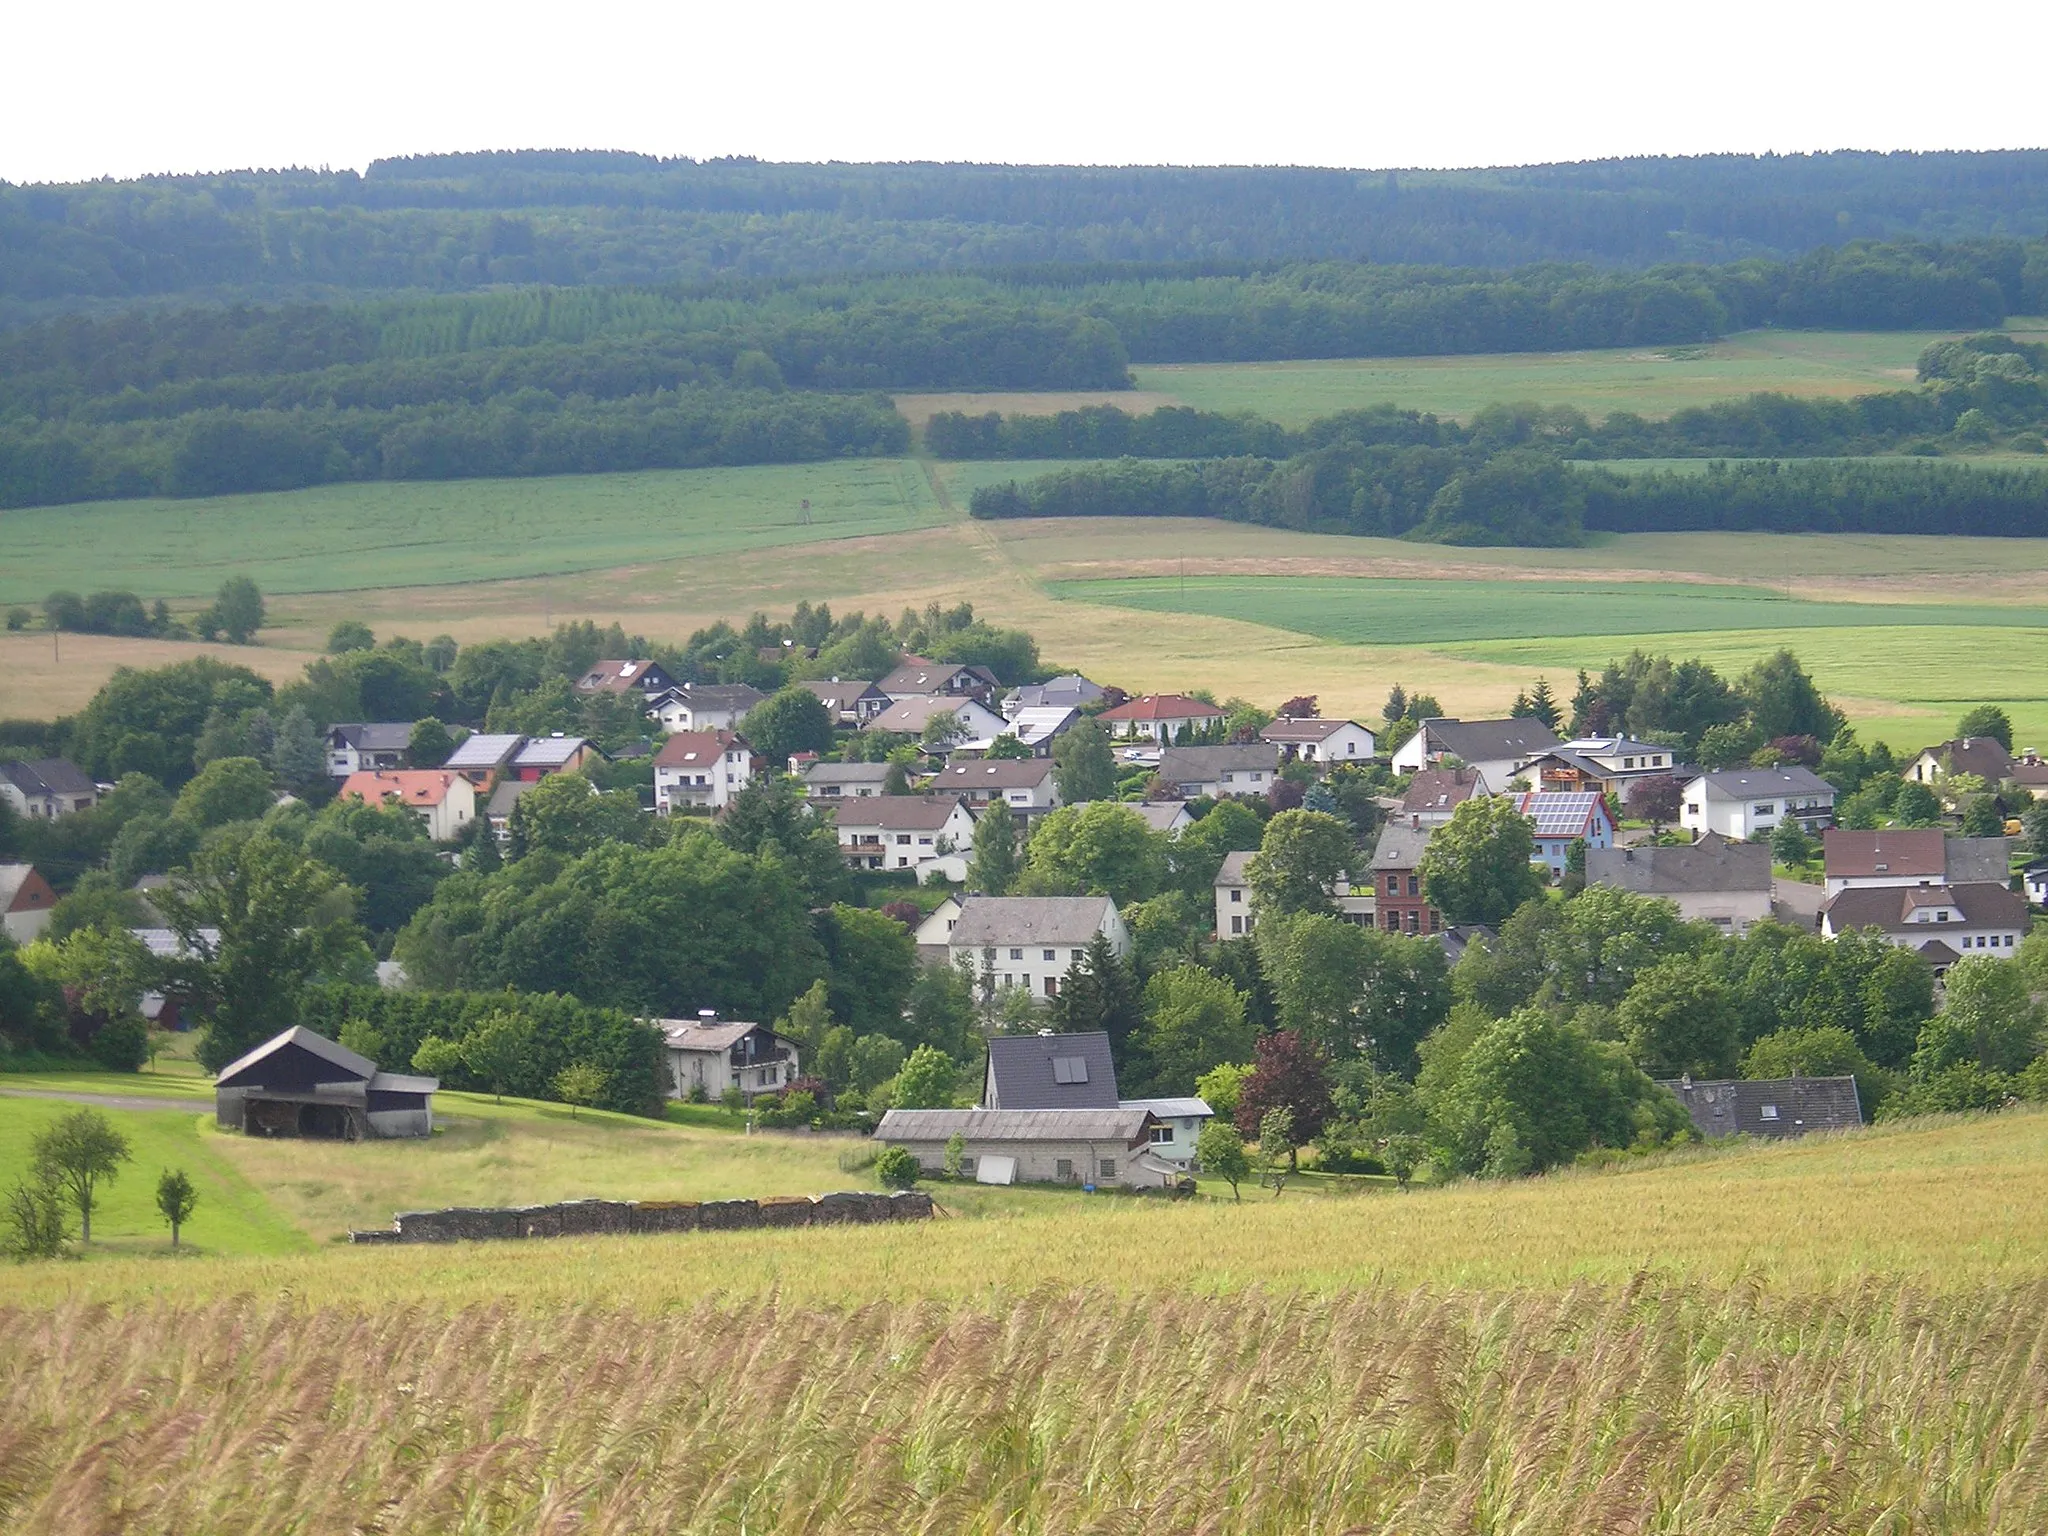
[6,0,2047,184]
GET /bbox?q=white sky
[5,0,2045,185]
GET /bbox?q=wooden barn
[214,1026,438,1140]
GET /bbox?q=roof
[876,1107,1152,1143]
[1130,801,1192,833]
[0,864,43,910]
[1262,716,1368,744]
[949,895,1116,949]
[1160,744,1280,782]
[130,925,221,957]
[1915,940,1963,966]
[513,735,593,769]
[1215,849,1254,886]
[1421,717,1562,763]
[878,657,996,694]
[366,1071,440,1096]
[1007,706,1080,745]
[984,1030,1121,1110]
[486,780,532,817]
[444,733,525,770]
[1371,821,1435,870]
[800,679,885,707]
[655,1018,783,1053]
[653,730,745,769]
[1656,1076,1862,1139]
[927,758,1056,792]
[869,696,992,734]
[1586,836,1771,895]
[1006,675,1105,710]
[1821,829,1945,881]
[1097,693,1225,723]
[832,794,969,831]
[1946,837,2015,885]
[1913,736,2015,780]
[1821,881,2029,933]
[339,769,465,809]
[1432,923,1496,965]
[659,683,765,714]
[327,723,414,752]
[1120,1097,1214,1119]
[1513,791,1612,838]
[804,760,893,785]
[1402,767,1484,812]
[575,659,666,693]
[1686,766,1835,801]
[2013,753,2048,786]
[214,1025,376,1088]
[0,758,98,798]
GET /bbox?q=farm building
[1657,1075,1862,1139]
[214,1026,438,1140]
[876,1107,1180,1188]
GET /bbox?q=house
[0,864,57,943]
[2023,857,2048,907]
[1819,881,2029,963]
[912,895,965,961]
[1513,791,1617,880]
[1390,718,1562,790]
[947,895,1131,999]
[484,780,532,843]
[983,1029,1121,1109]
[1555,736,1681,778]
[1821,830,2011,894]
[1119,1096,1215,1169]
[999,706,1080,756]
[574,659,678,697]
[867,695,1007,746]
[800,678,889,727]
[1369,821,1442,936]
[1214,847,1373,939]
[647,683,766,735]
[510,734,605,782]
[653,730,754,813]
[1524,737,1688,798]
[443,733,525,786]
[1585,834,1773,933]
[323,723,413,779]
[878,656,1000,706]
[1433,923,1495,966]
[2010,748,2048,801]
[1130,801,1195,836]
[1904,736,2014,786]
[655,1013,799,1101]
[1657,1076,1862,1139]
[1261,717,1378,764]
[875,1107,1179,1188]
[1158,743,1280,800]
[1401,767,1486,825]
[337,770,478,842]
[0,758,100,819]
[1096,693,1226,743]
[802,760,894,800]
[924,757,1061,812]
[1003,674,1106,717]
[831,795,977,871]
[1680,766,1836,839]
[214,1026,437,1140]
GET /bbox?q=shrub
[875,1146,921,1189]
[87,1017,150,1072]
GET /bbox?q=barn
[214,1026,438,1140]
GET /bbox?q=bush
[87,1017,150,1072]
[874,1145,921,1189]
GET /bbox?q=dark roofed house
[215,1026,437,1140]
[876,1106,1178,1187]
[1401,767,1485,825]
[1822,829,2011,893]
[575,659,678,696]
[1586,833,1772,933]
[800,678,889,727]
[1820,880,2029,970]
[444,733,526,785]
[1906,735,2014,787]
[324,723,413,779]
[1370,820,1439,935]
[649,682,767,734]
[1658,1075,1862,1139]
[878,656,1000,704]
[982,1029,1120,1110]
[0,758,101,819]
[1390,717,1562,790]
[1158,743,1279,799]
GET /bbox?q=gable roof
[1402,767,1485,812]
[655,1017,787,1054]
[1687,765,1835,801]
[1820,881,2029,933]
[1160,744,1280,782]
[869,695,996,734]
[339,769,466,809]
[1586,835,1771,895]
[326,723,414,752]
[1215,848,1254,887]
[657,682,766,715]
[1657,1076,1862,1139]
[513,735,596,769]
[1822,828,1945,880]
[1514,791,1612,838]
[214,1025,377,1088]
[0,864,45,911]
[949,895,1116,949]
[800,679,886,709]
[1370,821,1435,870]
[653,730,745,769]
[832,794,969,831]
[1914,736,2015,780]
[444,733,525,771]
[877,1107,1152,1143]
[1006,675,1105,711]
[878,657,996,695]
[1130,801,1193,834]
[927,758,1056,792]
[804,760,893,786]
[1421,717,1561,763]
[983,1030,1120,1110]
[486,779,532,817]
[1097,693,1225,723]
[0,758,98,798]
[1261,716,1365,744]
[1945,837,2015,885]
[1006,706,1080,746]
[1560,735,1672,758]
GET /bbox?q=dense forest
[9,150,2048,309]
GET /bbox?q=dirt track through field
[0,1087,203,1113]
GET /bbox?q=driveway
[0,1087,206,1113]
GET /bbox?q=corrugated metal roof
[1120,1097,1213,1118]
[877,1107,1153,1142]
[214,1025,376,1088]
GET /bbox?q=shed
[214,1026,437,1139]
[876,1107,1177,1188]
[1656,1075,1862,1139]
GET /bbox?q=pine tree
[1527,678,1561,730]
[1382,684,1407,724]
[1052,934,1145,1059]
[270,706,325,793]
[966,798,1021,894]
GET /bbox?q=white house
[912,895,965,958]
[652,730,755,813]
[336,770,478,842]
[875,1107,1179,1188]
[1130,801,1195,836]
[997,705,1081,756]
[323,724,413,779]
[1261,717,1378,764]
[647,683,766,735]
[877,657,1000,705]
[831,795,977,870]
[1118,1096,1215,1169]
[1585,835,1773,934]
[1401,767,1489,823]
[802,760,894,800]
[868,695,1008,746]
[1680,767,1836,840]
[1158,744,1280,799]
[1513,791,1617,880]
[1003,674,1106,718]
[947,895,1131,1000]
[923,756,1061,812]
[0,864,57,943]
[1390,717,1562,790]
[1213,847,1373,938]
[1903,736,2015,787]
[1820,829,2010,895]
[0,759,101,819]
[655,1014,799,1101]
[1095,693,1225,743]
[1819,882,2029,967]
[1557,736,1681,777]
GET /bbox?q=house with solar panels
[1512,791,1616,880]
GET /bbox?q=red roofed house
[0,863,58,943]
[1513,791,1617,880]
[339,770,478,842]
[574,659,679,697]
[1096,694,1226,743]
[653,730,756,814]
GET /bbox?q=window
[1010,948,1024,960]
[982,948,996,962]
[1003,973,1014,987]
[1754,803,1775,815]
[1051,1056,1089,1084]
[1044,975,1059,997]
[1231,915,1244,935]
[1099,1159,1117,1181]
[1386,875,1399,895]
[1405,911,1419,934]
[1149,1125,1174,1145]
[1759,1104,1779,1121]
[1407,875,1420,896]
[1230,888,1243,903]
[1624,757,1636,769]
[1071,949,1083,961]
[1043,949,1056,962]
[1056,1158,1074,1181]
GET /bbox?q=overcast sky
[8,0,2046,184]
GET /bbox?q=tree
[903,962,976,1059]
[1246,809,1354,917]
[1961,796,2006,838]
[851,1034,907,1094]
[1254,912,1450,1075]
[1052,933,1146,1057]
[1021,802,1167,906]
[174,756,274,828]
[1697,721,1765,771]
[966,797,1021,895]
[1617,955,1740,1078]
[1382,684,1408,724]
[1739,650,1843,743]
[270,705,327,794]
[1131,966,1253,1096]
[31,1108,132,1245]
[1255,1107,1297,1196]
[823,904,915,1036]
[1196,1121,1250,1200]
[875,1146,921,1189]
[464,1010,538,1101]
[1524,678,1561,730]
[1051,719,1116,804]
[1419,796,1545,924]
[508,773,643,858]
[1893,781,1942,826]
[1915,958,2042,1077]
[1770,818,1815,867]
[553,1062,609,1119]
[1626,774,1683,832]
[919,709,964,749]
[409,717,455,768]
[1743,1026,1883,1117]
[326,620,376,654]
[3,1169,69,1260]
[892,1044,958,1109]
[155,1168,199,1248]
[1169,799,1265,898]
[715,775,847,907]
[1957,704,2014,750]
[1275,695,1319,719]
[742,686,835,767]
[984,733,1031,760]
[1234,1030,1333,1161]
[210,577,266,645]
[411,1034,464,1078]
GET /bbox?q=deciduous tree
[1419,795,1544,925]
[1246,809,1354,917]
[155,1167,198,1247]
[31,1108,131,1245]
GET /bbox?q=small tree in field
[1196,1121,1250,1201]
[155,1168,199,1249]
[31,1109,132,1245]
[463,1010,536,1102]
[552,1063,609,1119]
[4,1170,70,1260]
[875,1146,921,1189]
[1256,1107,1296,1198]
